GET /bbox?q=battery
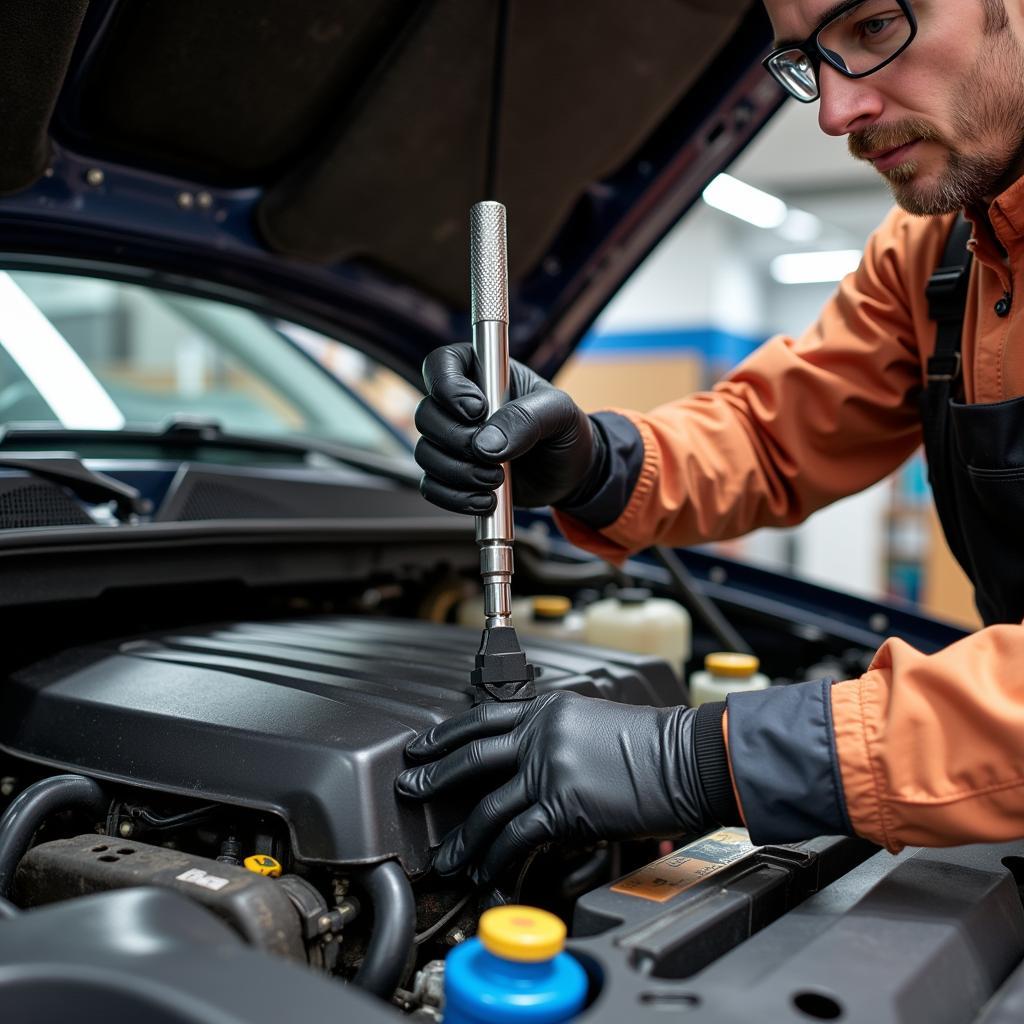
[573,831,874,979]
[569,838,1024,1023]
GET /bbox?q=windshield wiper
[0,417,419,487]
[0,452,147,520]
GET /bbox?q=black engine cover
[0,616,684,875]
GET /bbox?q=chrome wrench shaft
[468,201,536,701]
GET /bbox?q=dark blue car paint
[0,5,780,386]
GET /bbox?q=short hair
[984,0,1009,32]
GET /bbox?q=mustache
[849,119,943,160]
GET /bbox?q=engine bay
[0,603,638,997]
[2,535,1017,1022]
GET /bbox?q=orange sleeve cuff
[831,673,893,850]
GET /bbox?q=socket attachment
[470,627,538,702]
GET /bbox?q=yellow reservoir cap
[705,652,760,678]
[532,595,571,620]
[478,905,567,962]
[244,854,282,877]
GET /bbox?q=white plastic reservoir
[583,588,691,679]
[689,652,770,706]
[517,595,587,644]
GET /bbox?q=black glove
[415,343,604,515]
[396,692,736,887]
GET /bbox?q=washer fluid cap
[533,595,571,620]
[705,652,760,677]
[616,587,652,605]
[479,905,566,962]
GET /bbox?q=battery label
[609,828,758,903]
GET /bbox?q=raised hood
[0,0,780,381]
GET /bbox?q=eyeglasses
[763,0,917,103]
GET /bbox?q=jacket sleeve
[723,626,1024,851]
[554,207,942,562]
[831,626,1024,850]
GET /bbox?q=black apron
[920,216,1019,625]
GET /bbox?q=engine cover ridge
[0,615,684,875]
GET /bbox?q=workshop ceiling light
[770,249,862,285]
[702,174,788,229]
[776,209,823,243]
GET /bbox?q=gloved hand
[414,343,604,514]
[396,691,724,887]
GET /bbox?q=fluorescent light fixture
[0,272,125,429]
[776,208,823,243]
[702,174,788,229]
[770,249,862,285]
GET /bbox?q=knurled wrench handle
[470,201,514,629]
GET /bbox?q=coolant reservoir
[443,905,587,1024]
[517,596,586,644]
[583,588,690,679]
[688,652,770,706]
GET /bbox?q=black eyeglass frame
[762,0,918,103]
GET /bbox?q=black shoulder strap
[925,214,974,383]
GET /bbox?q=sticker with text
[176,867,230,892]
[609,828,757,903]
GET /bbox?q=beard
[848,31,1024,215]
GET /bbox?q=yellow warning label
[609,828,757,903]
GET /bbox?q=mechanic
[397,0,1024,887]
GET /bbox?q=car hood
[0,0,779,382]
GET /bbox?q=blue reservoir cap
[443,906,587,1024]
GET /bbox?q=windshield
[0,270,415,458]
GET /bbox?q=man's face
[763,0,1024,214]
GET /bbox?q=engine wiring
[414,891,474,945]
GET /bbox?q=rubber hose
[0,895,18,919]
[516,544,625,586]
[560,847,611,900]
[0,774,106,898]
[352,860,416,999]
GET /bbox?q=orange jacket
[555,174,1024,852]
